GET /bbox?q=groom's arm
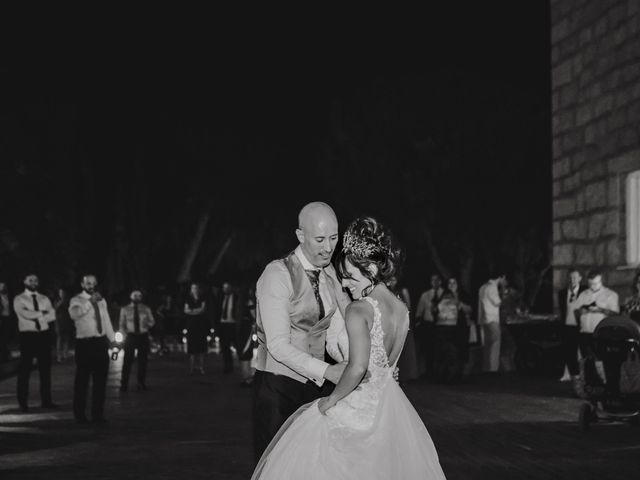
[257,263,331,386]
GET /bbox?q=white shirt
[478,280,501,324]
[13,290,56,332]
[256,246,346,386]
[575,287,619,333]
[119,303,155,334]
[69,291,115,341]
[415,288,444,323]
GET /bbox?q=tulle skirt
[252,379,446,479]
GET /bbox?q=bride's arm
[319,301,371,414]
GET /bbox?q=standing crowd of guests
[0,273,259,423]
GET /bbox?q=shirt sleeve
[13,296,41,320]
[69,296,92,321]
[146,306,156,329]
[102,301,115,342]
[608,292,620,313]
[257,262,329,385]
[43,297,56,322]
[486,284,502,307]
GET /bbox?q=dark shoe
[19,404,29,413]
[41,402,59,409]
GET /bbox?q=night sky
[1,4,552,306]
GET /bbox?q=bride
[252,217,446,479]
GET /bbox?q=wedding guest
[0,281,12,361]
[217,281,242,374]
[119,290,155,391]
[415,274,444,377]
[184,283,208,374]
[69,275,115,424]
[557,269,586,390]
[574,269,619,358]
[54,288,74,363]
[14,274,57,412]
[478,269,506,373]
[622,271,640,324]
[434,277,473,381]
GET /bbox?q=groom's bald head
[296,202,339,268]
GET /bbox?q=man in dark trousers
[253,202,350,461]
[69,275,115,424]
[119,290,155,391]
[557,268,587,393]
[13,274,57,412]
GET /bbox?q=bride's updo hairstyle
[336,216,403,290]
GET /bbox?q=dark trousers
[562,325,580,376]
[17,331,52,407]
[218,322,238,372]
[578,332,595,359]
[74,336,109,421]
[121,334,149,388]
[253,370,334,462]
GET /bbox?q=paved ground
[1,351,639,479]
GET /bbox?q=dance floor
[1,353,638,479]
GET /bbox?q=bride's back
[369,285,409,366]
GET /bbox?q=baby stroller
[578,315,640,431]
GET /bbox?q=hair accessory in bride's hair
[343,231,381,258]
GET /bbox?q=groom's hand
[324,361,347,384]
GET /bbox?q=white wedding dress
[252,296,447,479]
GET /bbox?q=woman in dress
[184,283,208,374]
[252,217,446,480]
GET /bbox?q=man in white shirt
[253,202,350,460]
[69,274,115,424]
[13,274,57,412]
[478,270,506,372]
[415,274,444,377]
[119,290,155,392]
[574,269,619,358]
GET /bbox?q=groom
[253,201,350,460]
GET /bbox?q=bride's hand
[317,397,335,415]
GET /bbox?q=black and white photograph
[1,2,640,478]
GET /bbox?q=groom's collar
[295,246,320,271]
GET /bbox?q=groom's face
[298,218,339,268]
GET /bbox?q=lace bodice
[326,296,404,432]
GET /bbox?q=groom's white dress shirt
[257,246,346,386]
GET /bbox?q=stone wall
[552,0,640,301]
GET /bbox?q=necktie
[92,300,103,335]
[133,304,141,334]
[569,288,577,303]
[31,294,41,331]
[306,270,325,320]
